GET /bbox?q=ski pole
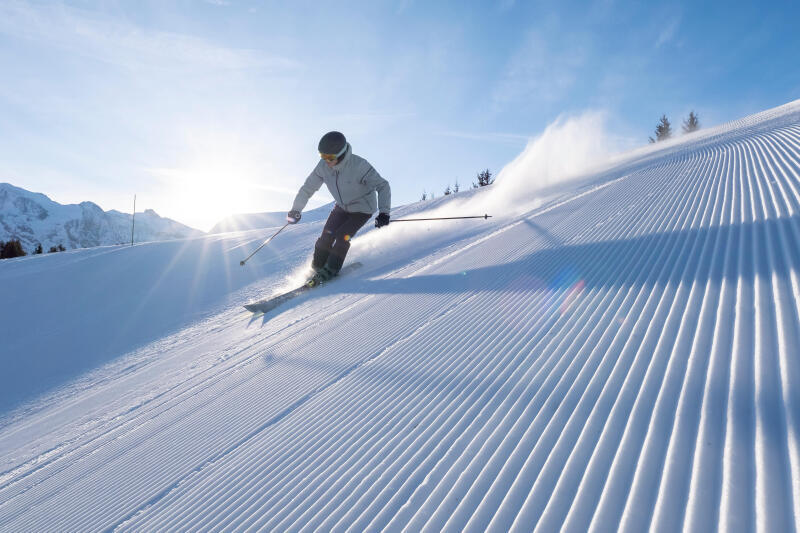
[391,214,492,222]
[240,223,290,266]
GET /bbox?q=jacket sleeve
[363,165,391,214]
[291,167,324,212]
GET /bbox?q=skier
[287,131,391,286]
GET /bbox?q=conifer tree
[476,169,494,187]
[444,185,452,196]
[682,111,700,133]
[0,239,26,259]
[649,114,673,143]
[34,243,43,254]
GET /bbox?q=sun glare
[150,153,276,232]
[160,167,244,231]
[146,131,310,232]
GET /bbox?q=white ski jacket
[291,144,391,216]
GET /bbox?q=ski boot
[306,265,337,288]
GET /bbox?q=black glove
[287,210,301,224]
[375,212,390,228]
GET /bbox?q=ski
[244,262,363,314]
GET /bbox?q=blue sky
[1,0,798,231]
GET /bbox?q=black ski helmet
[318,131,347,155]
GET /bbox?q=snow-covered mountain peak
[0,183,202,252]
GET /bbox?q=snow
[1,100,800,531]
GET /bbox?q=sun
[180,173,242,231]
[148,161,257,232]
[146,133,304,232]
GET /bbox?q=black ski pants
[313,205,371,273]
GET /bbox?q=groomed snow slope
[1,101,800,532]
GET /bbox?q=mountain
[1,99,799,531]
[209,201,337,234]
[0,183,203,252]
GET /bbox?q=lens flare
[560,279,586,315]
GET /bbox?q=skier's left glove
[375,213,390,228]
[287,210,301,224]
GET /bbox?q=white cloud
[0,1,299,73]
[656,14,681,48]
[433,130,530,145]
[396,0,414,14]
[492,30,588,108]
[498,0,516,11]
[325,111,417,122]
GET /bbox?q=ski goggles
[320,144,347,162]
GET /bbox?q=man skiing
[287,131,391,286]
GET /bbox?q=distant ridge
[0,183,203,253]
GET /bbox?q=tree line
[649,110,700,143]
[0,240,66,260]
[421,168,494,201]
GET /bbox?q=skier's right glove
[287,210,301,224]
[375,213,390,228]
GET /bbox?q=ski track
[1,102,800,531]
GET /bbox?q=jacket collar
[334,143,352,167]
